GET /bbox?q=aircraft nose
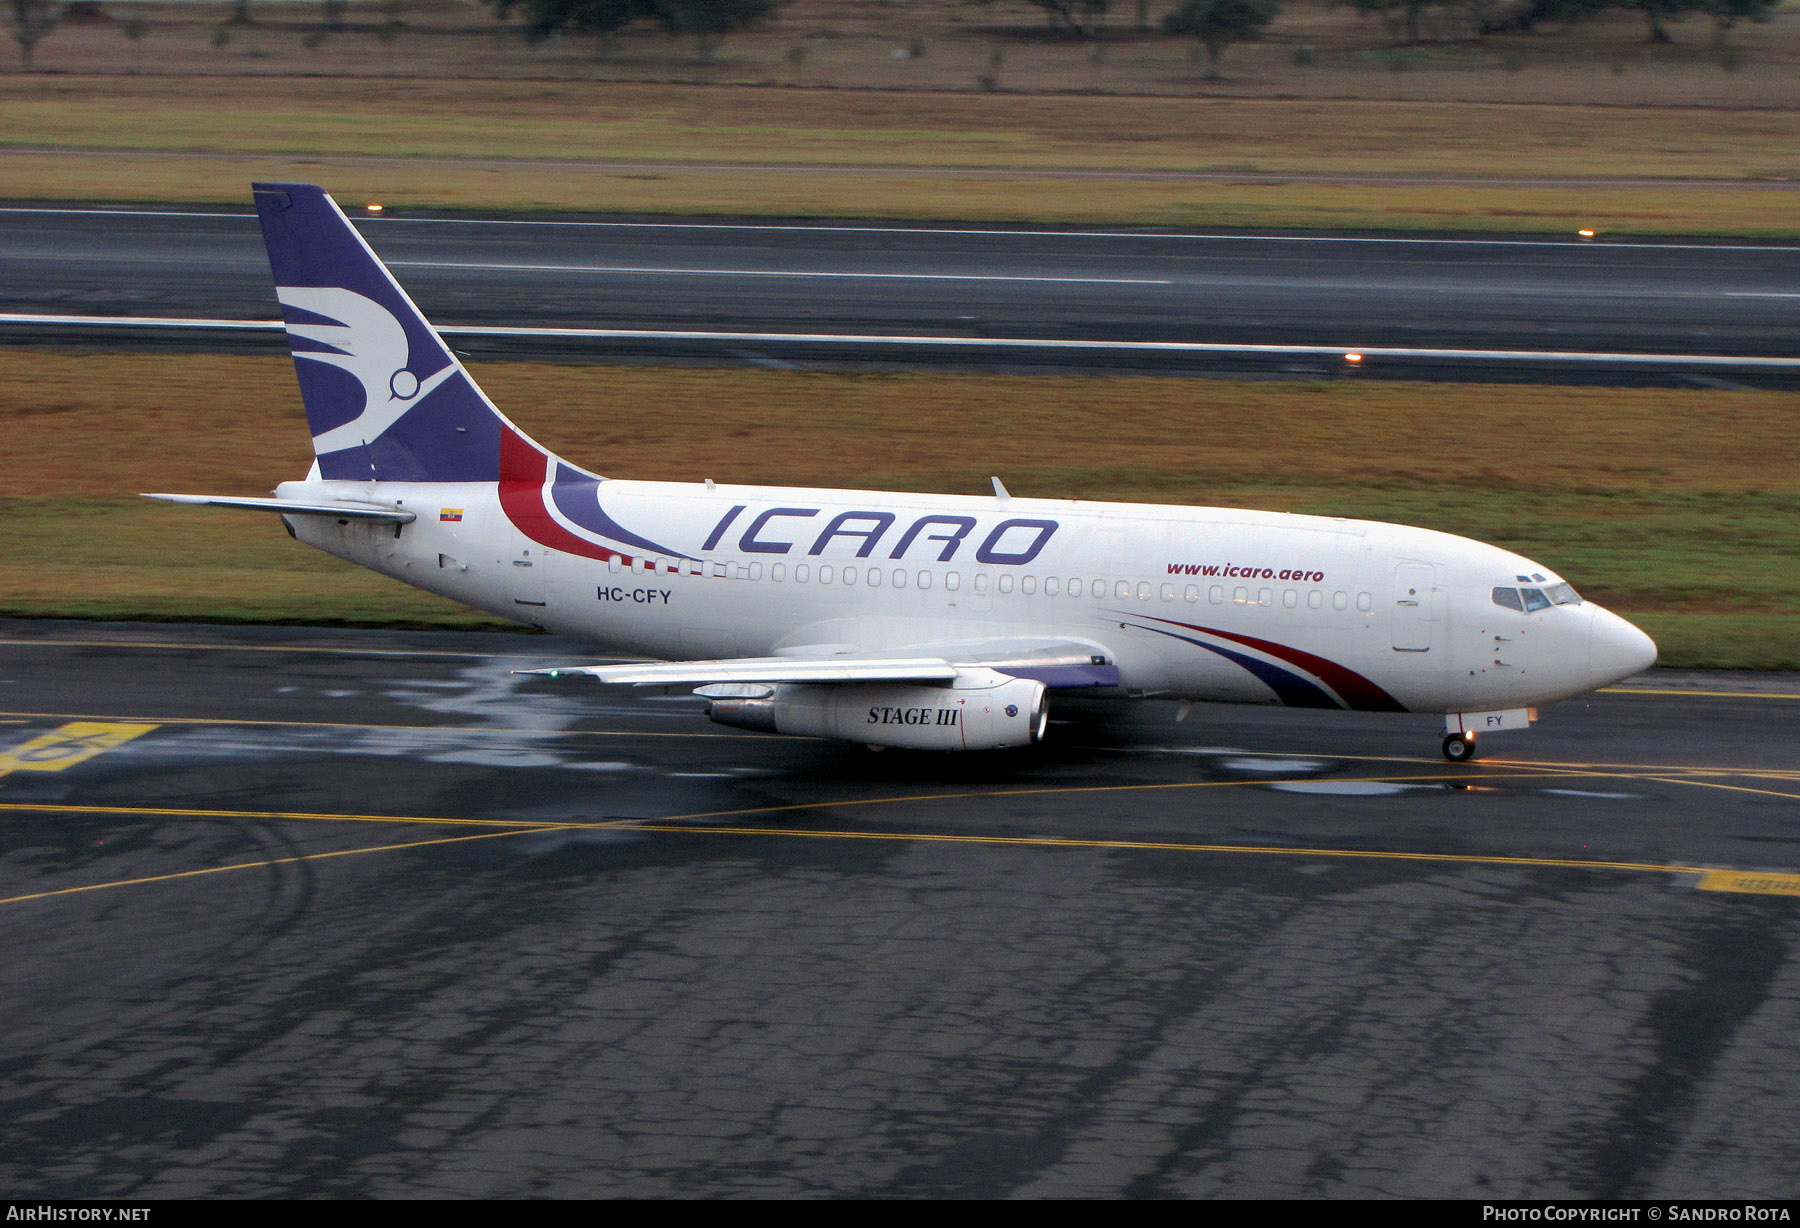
[1590,606,1658,688]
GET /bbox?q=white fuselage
[280,476,1651,716]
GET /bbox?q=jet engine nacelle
[701,668,1048,751]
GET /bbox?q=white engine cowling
[701,667,1048,751]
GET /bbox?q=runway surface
[3,205,1797,385]
[2,618,1798,1196]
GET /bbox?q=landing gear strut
[1442,731,1478,763]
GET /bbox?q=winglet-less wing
[516,657,961,686]
[517,638,1122,690]
[143,493,416,523]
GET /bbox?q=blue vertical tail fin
[255,182,528,483]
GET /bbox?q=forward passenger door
[1392,562,1440,652]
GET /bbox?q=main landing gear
[1442,731,1479,762]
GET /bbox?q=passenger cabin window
[1210,586,1224,605]
[945,572,960,591]
[1067,578,1082,597]
[1333,591,1349,611]
[1308,590,1322,610]
[1044,577,1060,597]
[772,563,786,582]
[795,564,809,583]
[918,570,932,590]
[998,574,1014,594]
[1357,592,1373,613]
[818,564,833,584]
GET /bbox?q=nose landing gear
[1442,731,1478,762]
[1442,709,1531,761]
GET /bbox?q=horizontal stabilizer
[142,493,416,523]
[518,657,961,686]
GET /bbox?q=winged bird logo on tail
[275,285,459,456]
[254,182,522,484]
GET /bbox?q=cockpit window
[1495,582,1580,611]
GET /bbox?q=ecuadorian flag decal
[439,508,463,523]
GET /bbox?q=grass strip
[5,79,1797,234]
[7,153,1790,235]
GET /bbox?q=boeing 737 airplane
[148,184,1657,761]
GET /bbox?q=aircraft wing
[143,493,416,523]
[519,638,1121,690]
[518,657,960,685]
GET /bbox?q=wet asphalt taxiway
[1,619,1798,1197]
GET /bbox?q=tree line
[10,0,1783,71]
[995,0,1778,46]
[487,0,1780,65]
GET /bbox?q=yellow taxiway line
[0,710,761,740]
[10,709,1796,776]
[6,638,1799,702]
[3,708,1798,904]
[0,825,587,906]
[0,767,1652,829]
[1599,687,1800,700]
[4,771,1799,905]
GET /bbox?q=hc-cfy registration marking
[0,722,159,774]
